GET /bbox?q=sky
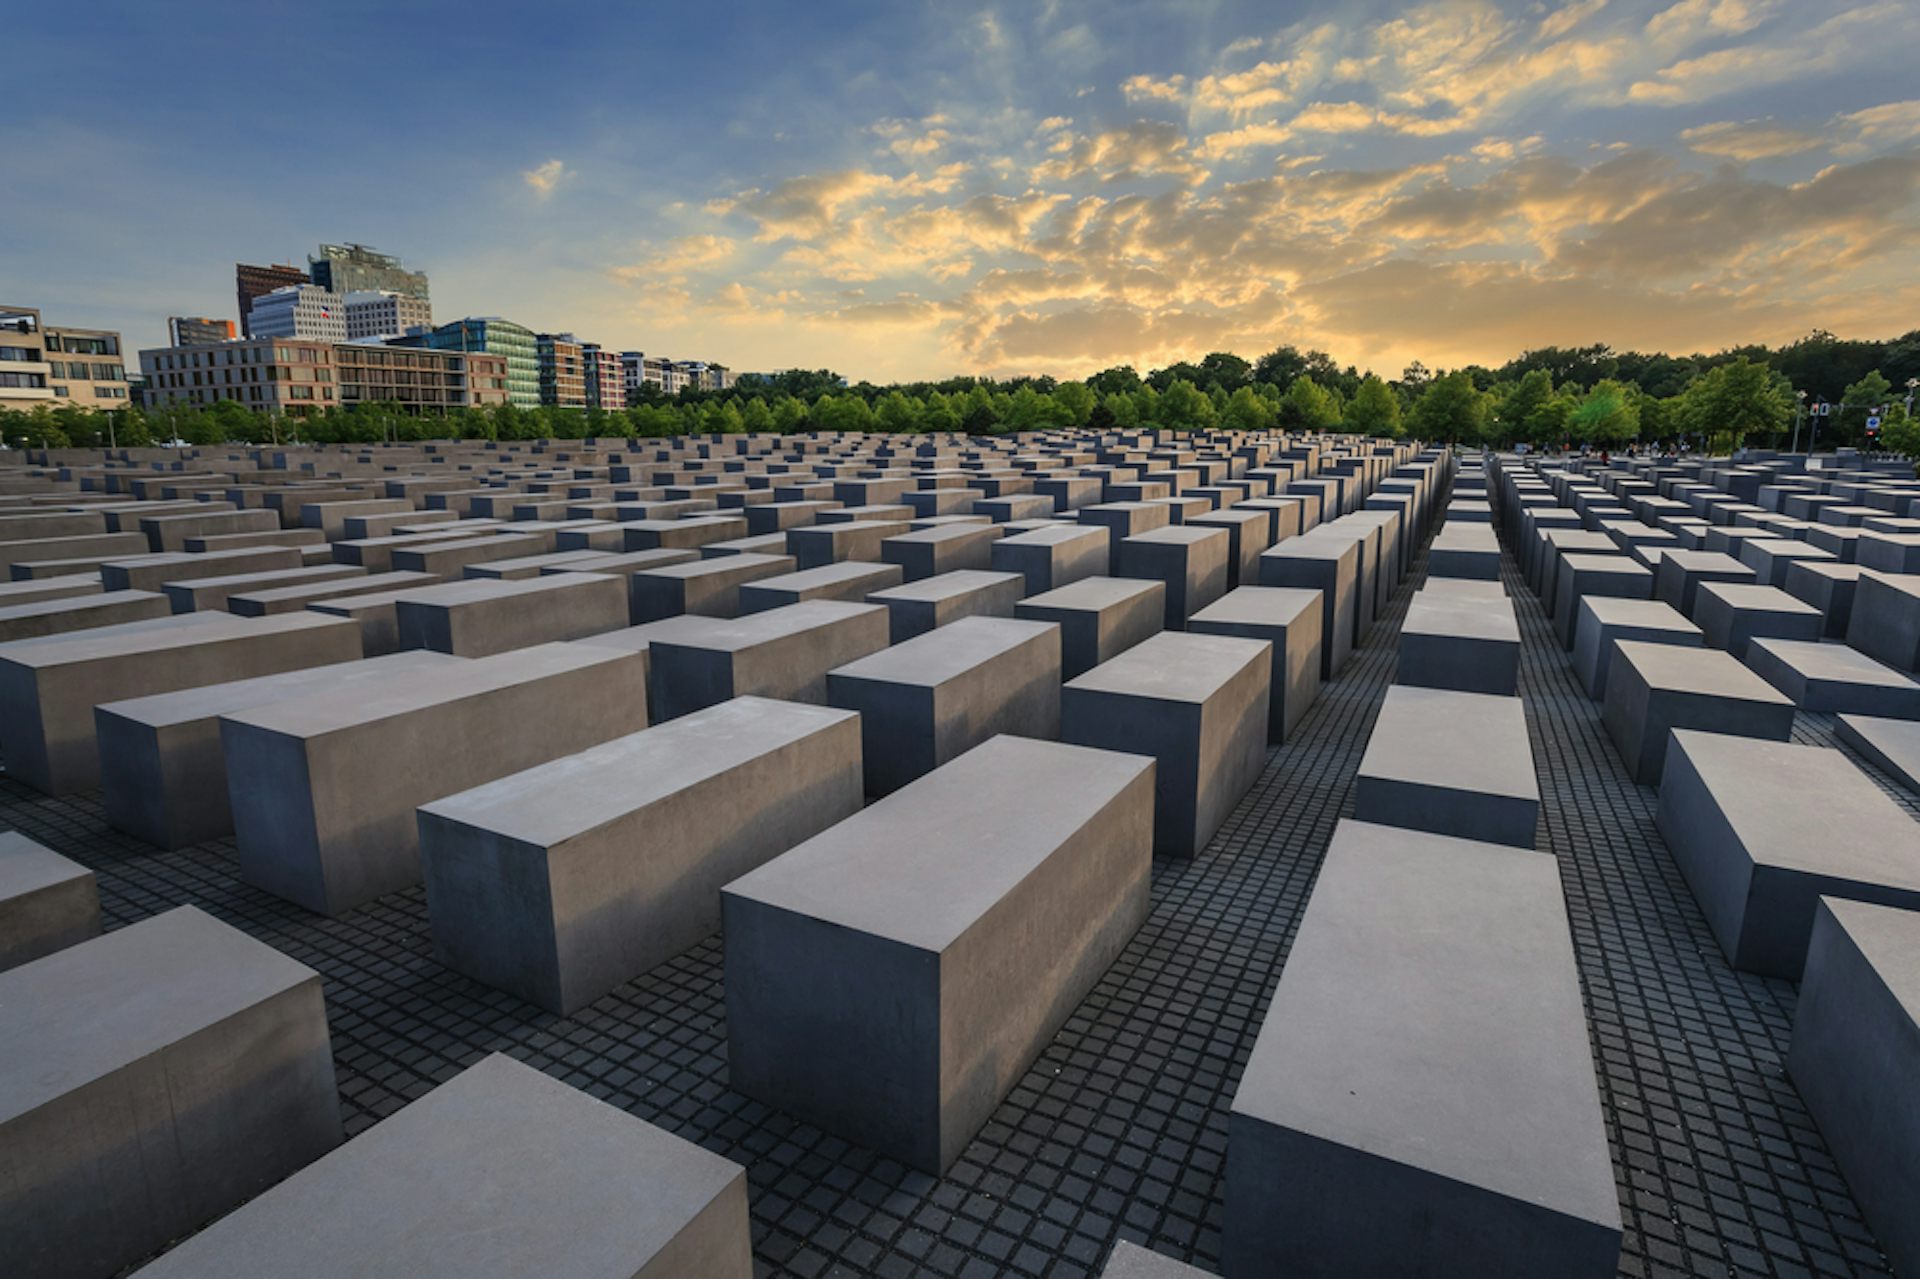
[8,0,1920,384]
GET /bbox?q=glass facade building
[408,317,540,407]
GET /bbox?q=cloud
[1120,73,1185,103]
[1033,120,1211,186]
[873,115,954,159]
[715,170,899,240]
[1629,3,1909,105]
[1679,119,1823,160]
[1836,100,1920,155]
[521,158,572,197]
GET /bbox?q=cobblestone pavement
[2,525,1896,1277]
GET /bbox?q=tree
[1102,390,1141,429]
[874,390,921,433]
[1841,370,1894,442]
[739,397,775,433]
[1344,375,1403,438]
[770,395,809,433]
[1877,404,1919,468]
[1567,379,1640,447]
[1673,357,1794,450]
[920,390,961,433]
[1493,369,1553,445]
[1277,376,1341,431]
[1051,381,1096,426]
[1157,379,1216,429]
[1409,371,1489,445]
[1005,384,1072,432]
[813,392,874,433]
[1221,384,1277,431]
[1086,366,1143,397]
[1198,351,1253,392]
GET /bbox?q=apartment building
[310,243,429,300]
[247,285,348,342]
[0,306,53,410]
[334,344,508,411]
[44,324,130,408]
[536,333,587,408]
[583,342,625,410]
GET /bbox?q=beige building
[344,291,434,342]
[44,323,130,409]
[0,306,54,411]
[141,339,508,417]
[0,306,130,412]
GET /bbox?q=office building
[344,291,433,342]
[583,342,625,411]
[0,306,53,410]
[333,343,508,412]
[404,317,540,407]
[310,243,429,301]
[140,338,337,417]
[536,333,587,408]
[247,286,348,342]
[235,262,310,337]
[169,317,236,346]
[140,339,508,417]
[44,324,130,408]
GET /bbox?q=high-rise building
[246,286,348,342]
[344,291,433,342]
[169,316,236,346]
[404,317,540,407]
[536,333,587,408]
[43,324,129,409]
[583,342,625,411]
[235,262,310,337]
[310,244,429,301]
[0,306,53,410]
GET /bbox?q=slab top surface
[1066,631,1269,704]
[1357,684,1538,801]
[724,734,1152,953]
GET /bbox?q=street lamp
[1906,377,1917,417]
[1792,390,1808,454]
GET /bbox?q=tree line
[5,329,1917,460]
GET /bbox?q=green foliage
[1275,376,1341,431]
[1567,379,1640,447]
[1221,384,1277,431]
[1409,371,1489,445]
[1155,378,1216,429]
[1343,375,1403,438]
[1673,356,1794,448]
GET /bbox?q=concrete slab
[1258,534,1357,678]
[880,523,1004,581]
[396,572,628,657]
[1115,525,1229,630]
[647,600,892,720]
[1188,585,1323,742]
[827,615,1062,796]
[129,1052,752,1278]
[222,642,650,915]
[630,553,797,623]
[1745,638,1920,716]
[736,560,903,613]
[1655,730,1920,978]
[1062,631,1268,856]
[96,651,459,850]
[0,906,340,1279]
[1571,596,1703,700]
[868,569,1026,643]
[1783,561,1865,639]
[0,611,363,794]
[1553,553,1653,649]
[1692,582,1822,660]
[1846,570,1920,671]
[1101,1242,1214,1277]
[724,735,1154,1174]
[0,832,99,972]
[1016,575,1165,680]
[1602,641,1795,784]
[1837,712,1920,792]
[1429,522,1501,580]
[0,589,171,644]
[1355,685,1540,847]
[788,519,910,569]
[422,697,863,1013]
[991,524,1109,595]
[1225,819,1620,1279]
[1398,586,1521,696]
[1653,549,1755,617]
[1787,898,1920,1279]
[163,562,366,615]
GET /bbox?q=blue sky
[9,0,1920,382]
